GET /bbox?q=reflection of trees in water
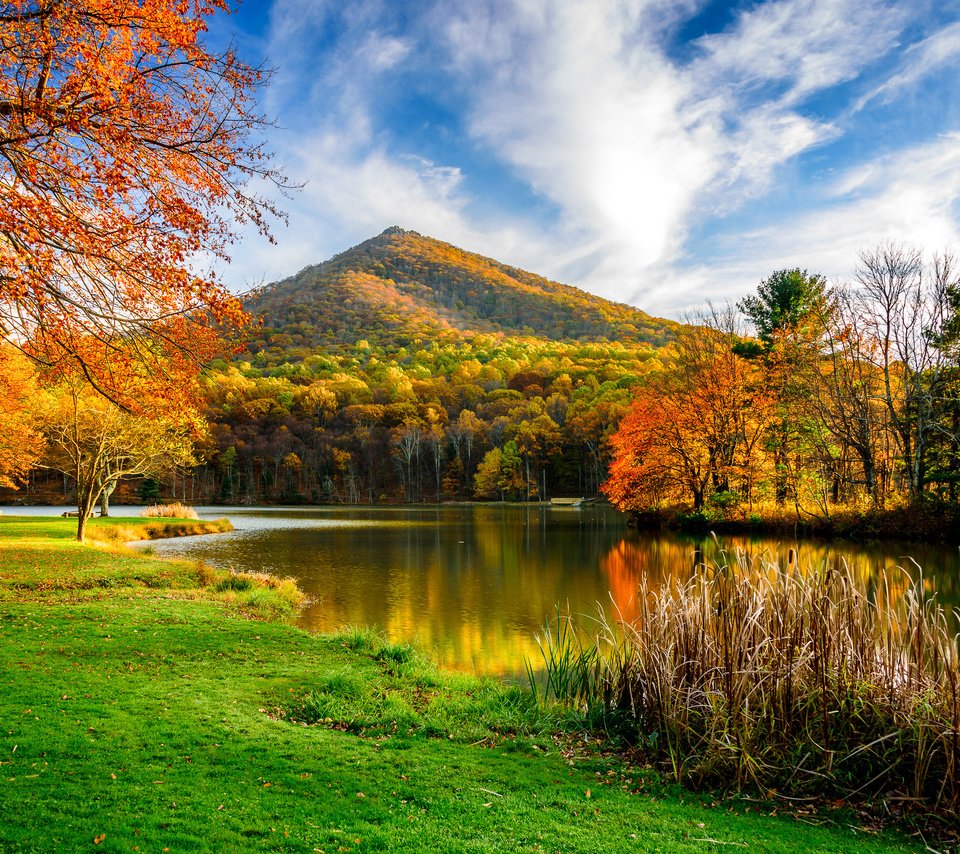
[297,505,632,676]
[600,533,960,626]
[204,507,960,676]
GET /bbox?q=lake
[121,504,960,678]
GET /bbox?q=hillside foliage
[605,252,960,526]
[177,229,680,504]
[247,227,678,355]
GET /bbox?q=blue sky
[213,0,960,318]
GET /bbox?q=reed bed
[530,551,960,807]
[140,502,199,519]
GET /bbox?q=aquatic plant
[141,502,199,519]
[531,550,960,808]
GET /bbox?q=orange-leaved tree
[604,317,773,513]
[0,0,284,404]
[0,345,44,487]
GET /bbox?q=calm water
[111,503,960,678]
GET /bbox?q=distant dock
[550,497,583,507]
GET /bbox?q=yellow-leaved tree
[39,379,205,542]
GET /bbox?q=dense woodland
[605,249,960,526]
[196,335,667,504]
[7,231,960,530]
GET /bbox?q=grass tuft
[140,502,199,519]
[211,569,305,618]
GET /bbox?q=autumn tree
[602,389,683,511]
[736,268,828,504]
[0,0,283,404]
[0,345,44,487]
[513,413,562,499]
[850,244,958,497]
[472,447,504,500]
[393,420,423,502]
[604,313,771,512]
[40,382,204,541]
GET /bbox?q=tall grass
[140,502,199,519]
[530,551,960,807]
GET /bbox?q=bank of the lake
[627,500,960,545]
[0,515,925,852]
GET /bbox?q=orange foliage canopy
[0,0,280,405]
[602,389,678,512]
[0,346,43,486]
[603,326,774,512]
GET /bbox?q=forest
[604,249,960,529]
[6,232,960,532]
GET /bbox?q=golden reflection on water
[596,535,946,627]
[145,505,960,678]
[287,508,960,678]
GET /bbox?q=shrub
[211,569,305,618]
[215,573,252,592]
[194,561,217,587]
[140,502,199,519]
[706,489,741,516]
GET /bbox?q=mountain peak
[246,230,678,355]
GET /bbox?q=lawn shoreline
[0,516,926,852]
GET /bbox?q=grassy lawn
[0,516,925,852]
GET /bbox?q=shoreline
[0,515,926,851]
[625,501,960,545]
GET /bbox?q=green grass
[0,516,925,852]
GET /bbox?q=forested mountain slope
[12,229,680,506]
[245,227,677,358]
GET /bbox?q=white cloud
[693,0,905,104]
[357,33,412,71]
[854,20,960,111]
[636,134,960,315]
[442,1,720,291]
[432,0,904,299]
[220,0,957,319]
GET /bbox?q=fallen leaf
[93,834,105,845]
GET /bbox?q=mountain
[244,227,678,357]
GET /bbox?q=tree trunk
[75,482,99,543]
[99,478,116,517]
[692,485,704,511]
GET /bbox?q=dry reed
[531,550,960,807]
[140,502,199,519]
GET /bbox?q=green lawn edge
[0,516,925,852]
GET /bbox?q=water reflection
[135,505,960,678]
